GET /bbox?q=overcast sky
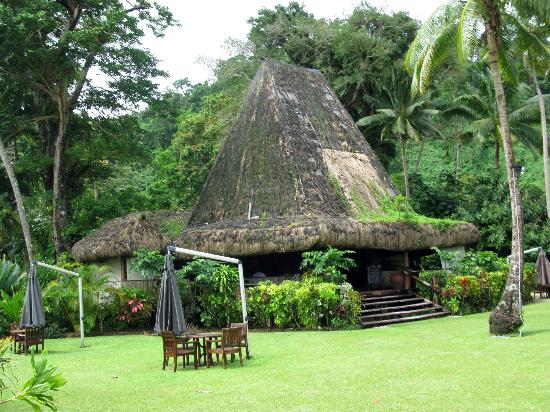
[140,0,447,89]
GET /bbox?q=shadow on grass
[520,329,550,337]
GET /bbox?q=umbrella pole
[78,275,85,348]
[238,261,250,356]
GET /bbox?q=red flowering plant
[113,292,153,326]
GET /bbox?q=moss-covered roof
[71,210,190,262]
[177,60,478,255]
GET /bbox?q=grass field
[8,300,550,411]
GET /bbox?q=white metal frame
[33,260,85,348]
[168,246,250,356]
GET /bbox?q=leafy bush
[176,258,241,328]
[247,280,360,329]
[104,288,154,328]
[116,298,151,325]
[129,248,165,279]
[42,264,111,334]
[0,289,25,323]
[0,259,23,294]
[300,247,357,284]
[44,323,68,339]
[246,281,274,327]
[418,250,537,315]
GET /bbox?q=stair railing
[405,269,442,305]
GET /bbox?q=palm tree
[0,83,34,264]
[356,71,442,197]
[447,68,543,168]
[0,136,33,264]
[405,0,550,335]
[515,18,550,218]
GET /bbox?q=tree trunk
[485,11,524,335]
[401,137,410,197]
[0,138,33,263]
[52,89,69,259]
[415,140,425,173]
[532,69,550,219]
[455,142,460,180]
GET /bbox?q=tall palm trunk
[401,137,410,197]
[455,142,461,180]
[485,8,524,335]
[532,69,550,219]
[414,140,425,173]
[52,89,69,259]
[0,138,33,263]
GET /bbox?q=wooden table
[183,332,222,366]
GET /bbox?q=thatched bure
[177,60,479,256]
[72,210,189,262]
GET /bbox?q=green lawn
[9,300,550,411]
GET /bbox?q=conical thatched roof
[176,60,479,256]
[72,210,190,262]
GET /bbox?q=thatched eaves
[177,60,479,256]
[71,210,189,262]
[179,216,479,256]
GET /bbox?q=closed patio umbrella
[536,248,550,287]
[20,265,45,327]
[154,253,186,335]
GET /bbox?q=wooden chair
[19,326,44,356]
[206,327,243,369]
[10,323,21,353]
[161,331,197,372]
[230,322,250,359]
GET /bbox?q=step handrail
[405,269,442,304]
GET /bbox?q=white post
[237,261,250,354]
[77,275,85,348]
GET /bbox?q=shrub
[104,287,154,328]
[129,248,165,279]
[246,280,360,329]
[246,281,274,328]
[300,247,357,284]
[42,264,111,334]
[177,260,240,328]
[44,323,68,339]
[269,280,300,328]
[419,250,537,315]
[0,289,25,323]
[176,258,222,325]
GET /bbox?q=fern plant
[300,247,357,284]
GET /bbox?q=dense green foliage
[129,249,165,280]
[247,280,360,329]
[300,247,357,284]
[400,145,550,253]
[417,249,538,315]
